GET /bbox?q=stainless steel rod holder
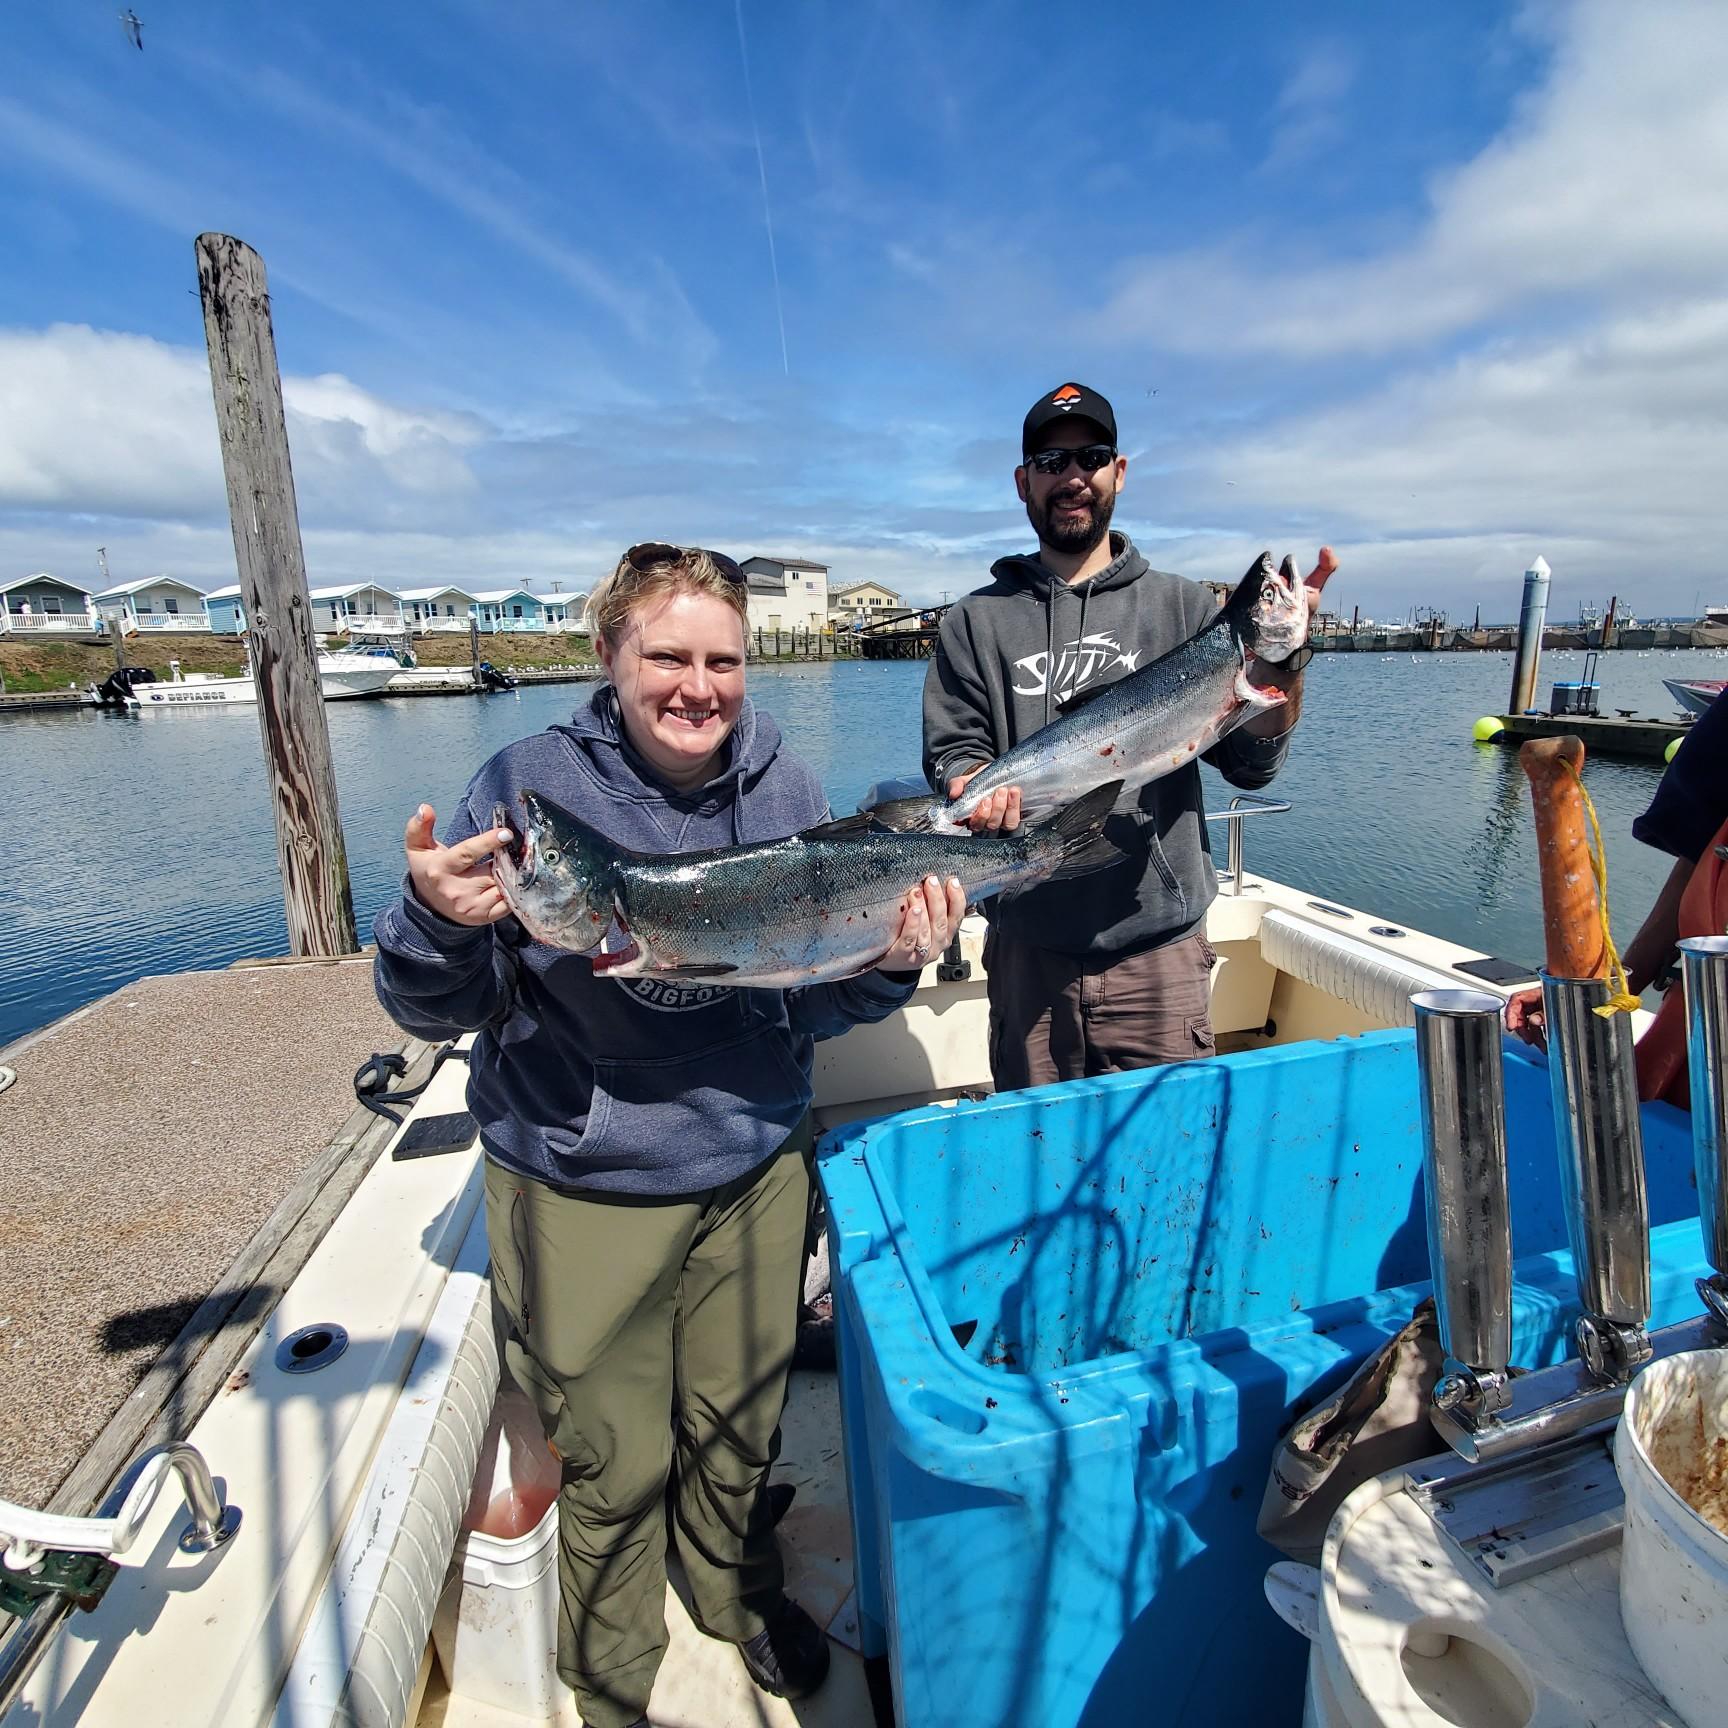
[1540,971,1652,1381]
[1412,989,1514,1426]
[1679,935,1728,1328]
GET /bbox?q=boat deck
[0,955,405,1510]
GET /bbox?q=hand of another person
[1504,986,1547,1050]
[404,803,515,926]
[876,874,967,974]
[949,766,1023,834]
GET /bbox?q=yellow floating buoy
[1665,736,1682,764]
[1473,716,1505,743]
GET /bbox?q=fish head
[1236,553,1310,663]
[492,790,617,951]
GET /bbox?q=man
[922,380,1328,1090]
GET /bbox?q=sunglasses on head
[624,543,746,586]
[1025,443,1117,477]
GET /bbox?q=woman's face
[599,588,748,788]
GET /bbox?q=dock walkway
[0,956,412,1510]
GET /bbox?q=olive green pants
[482,1131,811,1728]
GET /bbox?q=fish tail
[1042,779,1125,881]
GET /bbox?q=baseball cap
[1021,382,1117,457]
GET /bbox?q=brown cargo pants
[984,928,1218,1092]
[482,1124,811,1728]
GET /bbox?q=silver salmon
[490,780,1123,988]
[903,550,1326,835]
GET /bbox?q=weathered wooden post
[107,616,127,672]
[469,615,483,686]
[195,232,358,955]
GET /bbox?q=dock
[0,957,420,1513]
[0,689,86,713]
[1483,710,1690,761]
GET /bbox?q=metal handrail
[1205,795,1292,895]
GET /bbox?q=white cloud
[0,325,487,525]
[1102,0,1728,356]
[1261,42,1358,170]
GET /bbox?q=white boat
[124,650,403,708]
[2,806,1680,1728]
[1662,675,1723,717]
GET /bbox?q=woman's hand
[877,874,967,974]
[405,804,515,926]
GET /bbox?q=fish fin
[1221,552,1276,632]
[850,795,937,834]
[648,962,740,979]
[1045,779,1128,880]
[803,811,888,838]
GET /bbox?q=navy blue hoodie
[372,687,916,1196]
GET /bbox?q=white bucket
[1614,1347,1728,1728]
[430,1499,562,1720]
[431,1382,565,1719]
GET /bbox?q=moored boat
[124,649,405,708]
[0,808,1704,1728]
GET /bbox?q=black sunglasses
[624,542,746,586]
[1025,443,1117,477]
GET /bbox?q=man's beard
[1028,483,1116,557]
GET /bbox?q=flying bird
[119,10,143,50]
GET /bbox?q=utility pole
[196,233,357,956]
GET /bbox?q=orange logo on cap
[1050,385,1083,409]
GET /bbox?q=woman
[373,544,961,1728]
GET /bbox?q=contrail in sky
[734,0,790,375]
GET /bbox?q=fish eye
[543,849,561,864]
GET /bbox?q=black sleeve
[1634,689,1728,861]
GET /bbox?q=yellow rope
[1560,756,1643,1017]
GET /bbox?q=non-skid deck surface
[0,956,402,1506]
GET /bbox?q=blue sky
[2,1,1725,621]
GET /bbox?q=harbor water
[2,649,1719,1052]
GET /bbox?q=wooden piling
[195,232,358,955]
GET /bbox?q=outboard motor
[94,666,158,707]
[476,660,516,692]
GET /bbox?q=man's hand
[877,874,967,973]
[1244,546,1338,733]
[1505,986,1547,1050]
[948,765,1022,834]
[405,804,515,926]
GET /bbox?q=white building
[740,556,829,633]
[93,575,213,633]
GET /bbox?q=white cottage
[398,586,480,632]
[92,575,213,634]
[308,584,405,634]
[528,588,587,634]
[0,573,99,634]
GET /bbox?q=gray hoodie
[922,532,1289,957]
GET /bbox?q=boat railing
[0,1441,240,1712]
[1207,794,1292,895]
